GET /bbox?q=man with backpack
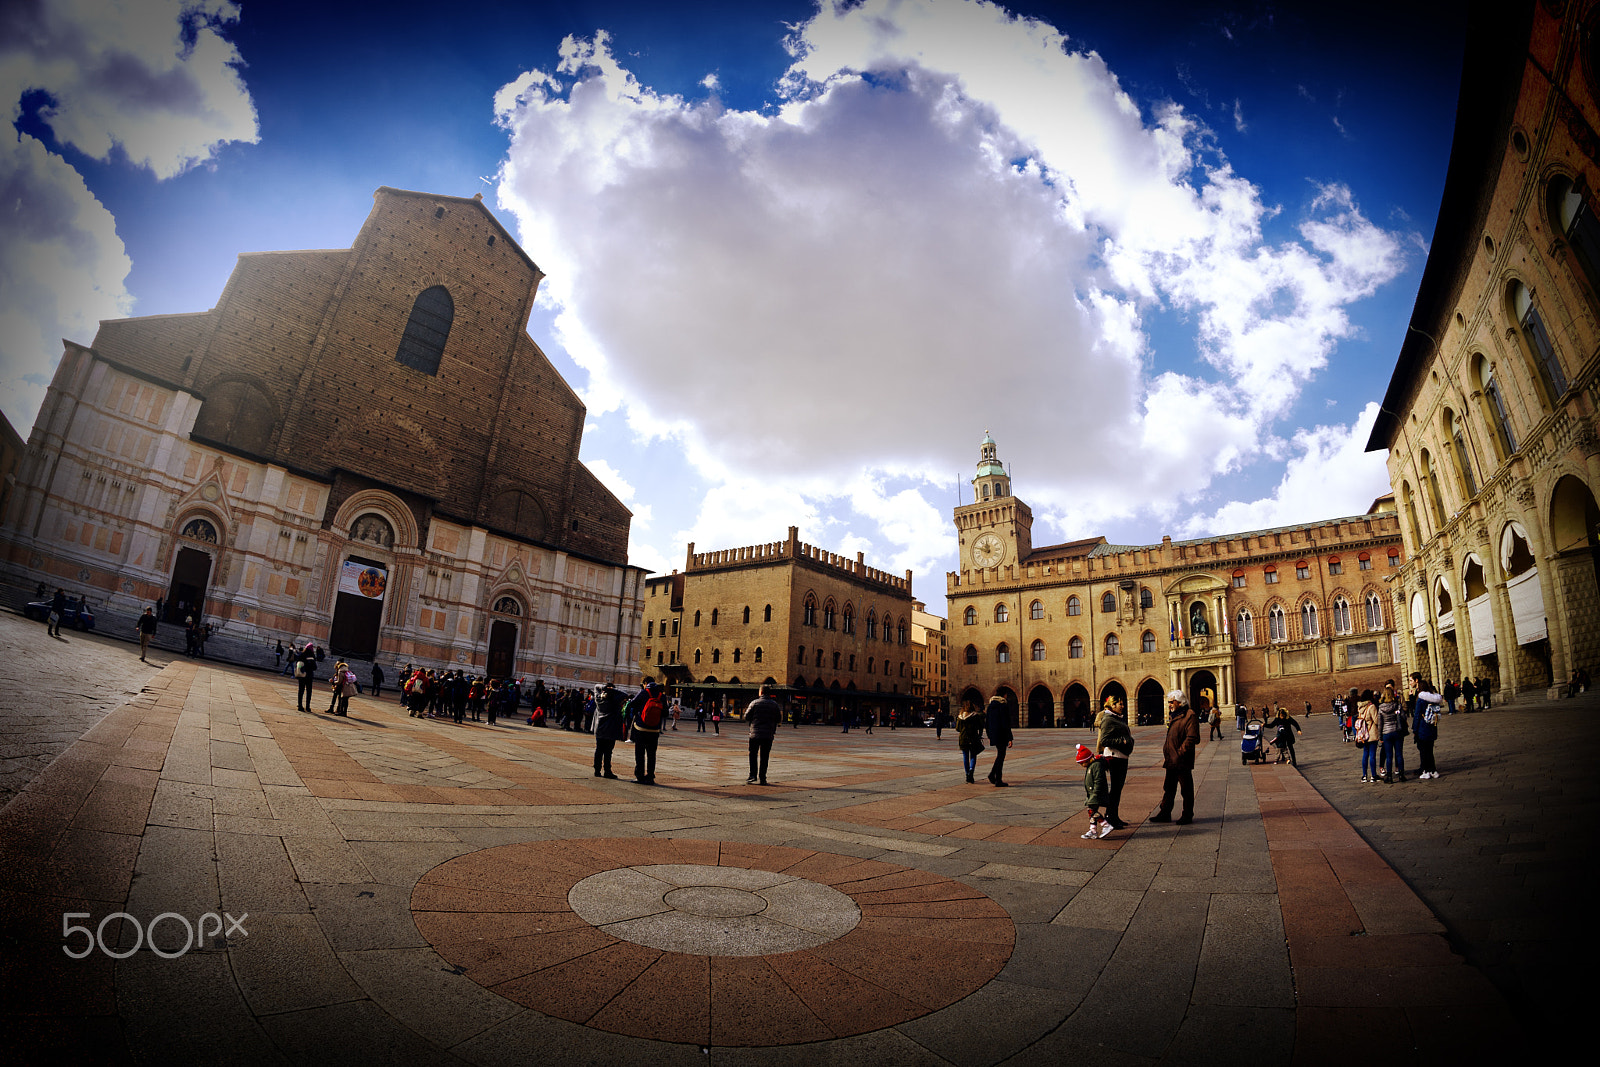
[629,682,667,784]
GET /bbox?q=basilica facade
[947,435,1407,727]
[0,187,645,684]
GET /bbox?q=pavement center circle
[410,838,1016,1046]
[567,863,860,954]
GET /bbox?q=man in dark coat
[985,696,1014,786]
[744,685,782,785]
[592,684,626,778]
[1150,689,1199,824]
[294,645,318,711]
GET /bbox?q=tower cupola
[974,431,1010,501]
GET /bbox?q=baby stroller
[1241,719,1267,765]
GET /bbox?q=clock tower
[955,431,1032,574]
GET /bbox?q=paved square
[0,613,1583,1064]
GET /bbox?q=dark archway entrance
[166,547,211,623]
[959,686,985,715]
[1136,678,1165,725]
[328,554,386,659]
[1062,683,1091,728]
[488,620,517,678]
[1027,685,1055,728]
[1188,669,1218,719]
[994,686,1019,728]
[1099,680,1126,714]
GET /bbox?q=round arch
[1061,682,1091,728]
[330,489,420,550]
[1099,679,1127,712]
[992,686,1019,729]
[1027,684,1054,728]
[1135,677,1166,726]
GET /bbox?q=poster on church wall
[338,560,388,601]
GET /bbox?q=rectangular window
[1264,571,1278,584]
[646,621,654,637]
[1359,558,1371,570]
[1295,566,1309,580]
[1388,554,1400,567]
[1232,575,1245,588]
[1329,561,1342,575]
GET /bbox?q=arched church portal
[488,620,518,678]
[329,554,388,659]
[166,547,212,623]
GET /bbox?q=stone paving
[0,636,1579,1065]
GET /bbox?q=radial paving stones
[411,837,1015,1044]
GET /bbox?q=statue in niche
[350,513,395,548]
[1189,602,1209,636]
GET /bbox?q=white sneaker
[1081,826,1100,839]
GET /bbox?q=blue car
[24,597,96,631]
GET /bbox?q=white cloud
[493,0,1409,575]
[1175,402,1392,537]
[0,0,257,432]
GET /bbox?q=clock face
[972,533,1005,568]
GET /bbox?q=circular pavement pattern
[410,837,1015,1046]
[568,863,859,955]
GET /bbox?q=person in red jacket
[1149,689,1199,825]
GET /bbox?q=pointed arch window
[1551,175,1600,297]
[1104,633,1119,656]
[732,648,742,664]
[694,610,702,627]
[1511,280,1569,405]
[1141,630,1156,653]
[1030,639,1046,660]
[1444,409,1478,498]
[1236,609,1255,646]
[394,286,453,375]
[803,596,817,627]
[1475,356,1518,459]
[711,648,721,664]
[961,607,975,626]
[710,607,719,626]
[1419,450,1448,528]
[1069,636,1084,659]
[1066,596,1081,616]
[1268,604,1287,643]
[764,604,772,622]
[965,644,978,664]
[1030,599,1044,620]
[996,643,1011,663]
[694,649,702,665]
[823,600,836,630]
[1101,591,1116,613]
[1140,587,1153,609]
[842,605,854,634]
[1332,596,1351,635]
[742,606,751,624]
[994,602,1009,623]
[1365,592,1384,631]
[1301,600,1320,639]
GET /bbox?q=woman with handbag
[1355,690,1382,782]
[955,701,985,783]
[1376,681,1408,782]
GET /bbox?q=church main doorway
[328,555,386,660]
[165,547,211,623]
[488,620,518,678]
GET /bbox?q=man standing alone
[1150,689,1199,825]
[744,685,782,785]
[136,607,158,661]
[985,695,1014,786]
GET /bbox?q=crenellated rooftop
[687,526,913,594]
[950,511,1403,590]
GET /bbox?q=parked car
[23,596,96,630]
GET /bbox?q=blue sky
[1,0,1464,598]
